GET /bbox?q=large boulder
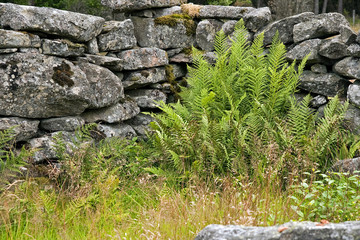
[286,39,323,63]
[0,29,40,48]
[123,67,167,89]
[334,57,360,79]
[243,7,271,32]
[195,222,360,240]
[97,20,137,52]
[101,0,187,11]
[117,48,169,70]
[131,17,196,49]
[255,12,314,46]
[0,117,39,142]
[81,99,140,123]
[0,3,105,42]
[0,52,124,118]
[293,13,350,43]
[299,71,347,97]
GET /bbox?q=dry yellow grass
[181,3,202,18]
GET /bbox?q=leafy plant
[291,171,360,222]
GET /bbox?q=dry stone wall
[1,1,360,163]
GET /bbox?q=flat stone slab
[40,117,85,132]
[0,117,39,142]
[0,29,40,48]
[123,67,167,89]
[41,39,85,57]
[286,39,322,63]
[101,0,187,11]
[117,48,169,70]
[78,54,124,72]
[193,5,255,19]
[195,221,360,240]
[127,89,167,108]
[334,57,360,80]
[0,3,105,42]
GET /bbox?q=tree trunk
[338,0,343,14]
[257,0,263,8]
[268,0,314,19]
[314,0,319,14]
[322,0,328,13]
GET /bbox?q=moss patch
[154,14,196,36]
[165,64,181,101]
[52,61,74,87]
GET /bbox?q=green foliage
[291,171,360,222]
[150,21,355,182]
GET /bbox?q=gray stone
[97,19,137,52]
[86,38,99,55]
[203,52,218,65]
[81,99,140,123]
[167,48,183,58]
[348,82,360,107]
[78,54,124,71]
[310,95,327,108]
[127,89,167,108]
[131,17,195,49]
[255,12,315,46]
[101,0,187,11]
[319,38,350,60]
[334,57,360,79]
[123,67,166,89]
[171,64,187,79]
[40,117,85,132]
[97,123,136,139]
[344,104,360,134]
[333,156,360,174]
[299,71,346,97]
[293,13,350,43]
[0,48,18,54]
[196,19,223,52]
[339,25,357,45]
[221,20,237,35]
[243,7,271,32]
[77,62,124,109]
[19,48,40,53]
[0,3,105,42]
[198,5,254,19]
[170,53,192,63]
[0,117,39,142]
[0,29,40,48]
[348,44,360,57]
[286,39,322,63]
[41,39,85,57]
[29,131,76,162]
[126,113,154,137]
[311,64,327,74]
[0,52,90,118]
[195,222,360,240]
[117,48,169,70]
[132,6,182,18]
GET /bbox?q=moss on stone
[154,14,196,36]
[181,47,193,56]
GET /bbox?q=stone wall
[1,1,360,162]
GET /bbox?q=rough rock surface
[123,67,166,89]
[196,19,223,52]
[311,64,327,74]
[97,123,136,139]
[255,12,314,46]
[333,156,360,174]
[348,44,360,57]
[0,3,105,42]
[125,113,154,137]
[41,39,85,57]
[293,13,350,43]
[286,39,322,63]
[101,0,187,11]
[127,89,167,108]
[0,52,90,118]
[117,48,169,70]
[344,104,360,134]
[97,19,137,52]
[299,71,346,97]
[198,5,254,19]
[319,38,350,60]
[29,131,76,162]
[0,30,40,48]
[81,99,140,123]
[195,221,360,240]
[77,62,124,109]
[310,95,327,108]
[40,117,85,132]
[131,17,195,49]
[0,117,39,142]
[243,7,271,32]
[78,54,124,71]
[334,57,360,79]
[347,82,360,107]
